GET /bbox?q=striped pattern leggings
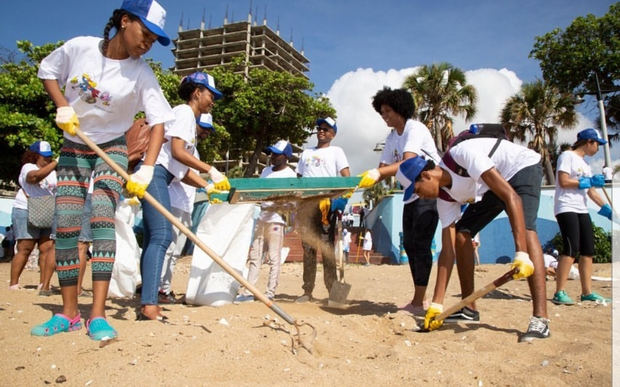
[55,137,127,287]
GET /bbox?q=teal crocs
[580,292,611,303]
[31,314,82,336]
[552,290,575,305]
[86,317,117,341]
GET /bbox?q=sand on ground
[0,257,612,386]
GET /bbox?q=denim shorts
[456,163,542,236]
[12,207,52,240]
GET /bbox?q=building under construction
[171,11,308,176]
[172,12,309,79]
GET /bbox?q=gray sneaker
[518,316,550,343]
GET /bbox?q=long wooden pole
[74,129,297,325]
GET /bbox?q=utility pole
[594,73,613,176]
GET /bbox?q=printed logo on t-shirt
[305,155,325,168]
[576,167,585,177]
[70,73,112,108]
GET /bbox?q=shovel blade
[328,281,351,309]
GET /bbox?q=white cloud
[313,66,612,175]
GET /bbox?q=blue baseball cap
[182,72,223,100]
[121,0,170,46]
[316,117,337,133]
[29,141,53,157]
[265,140,293,158]
[395,156,428,202]
[197,113,215,132]
[577,128,607,144]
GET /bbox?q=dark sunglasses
[316,126,331,132]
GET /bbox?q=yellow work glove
[127,195,141,207]
[208,166,230,191]
[424,302,444,331]
[55,106,79,136]
[205,183,223,203]
[319,198,331,225]
[126,165,154,199]
[358,168,380,189]
[510,251,534,280]
[342,191,353,199]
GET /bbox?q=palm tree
[403,62,477,152]
[500,80,578,185]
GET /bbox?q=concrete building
[172,11,308,177]
[172,12,309,79]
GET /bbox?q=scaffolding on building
[172,11,309,79]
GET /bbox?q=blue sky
[0,0,614,93]
[0,0,616,173]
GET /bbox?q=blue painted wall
[363,186,612,264]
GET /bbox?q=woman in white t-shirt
[32,0,174,341]
[552,128,611,305]
[360,87,441,315]
[10,141,57,293]
[137,74,230,321]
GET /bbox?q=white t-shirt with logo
[296,146,349,177]
[157,104,198,179]
[554,150,591,215]
[436,138,541,228]
[258,165,297,224]
[14,163,57,210]
[385,119,440,204]
[38,36,174,144]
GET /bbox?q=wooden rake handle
[74,129,297,325]
[435,268,519,322]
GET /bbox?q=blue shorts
[12,207,52,240]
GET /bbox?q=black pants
[402,198,438,287]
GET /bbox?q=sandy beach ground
[0,258,612,386]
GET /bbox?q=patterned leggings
[55,137,127,287]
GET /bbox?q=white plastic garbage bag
[185,203,255,306]
[108,199,142,298]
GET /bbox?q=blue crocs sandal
[31,314,82,336]
[86,317,117,341]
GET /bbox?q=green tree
[500,80,578,184]
[530,3,620,131]
[0,40,63,186]
[403,62,477,152]
[208,57,334,177]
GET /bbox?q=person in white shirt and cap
[396,133,550,343]
[295,117,350,303]
[158,113,217,304]
[552,128,611,305]
[32,0,175,341]
[236,140,297,302]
